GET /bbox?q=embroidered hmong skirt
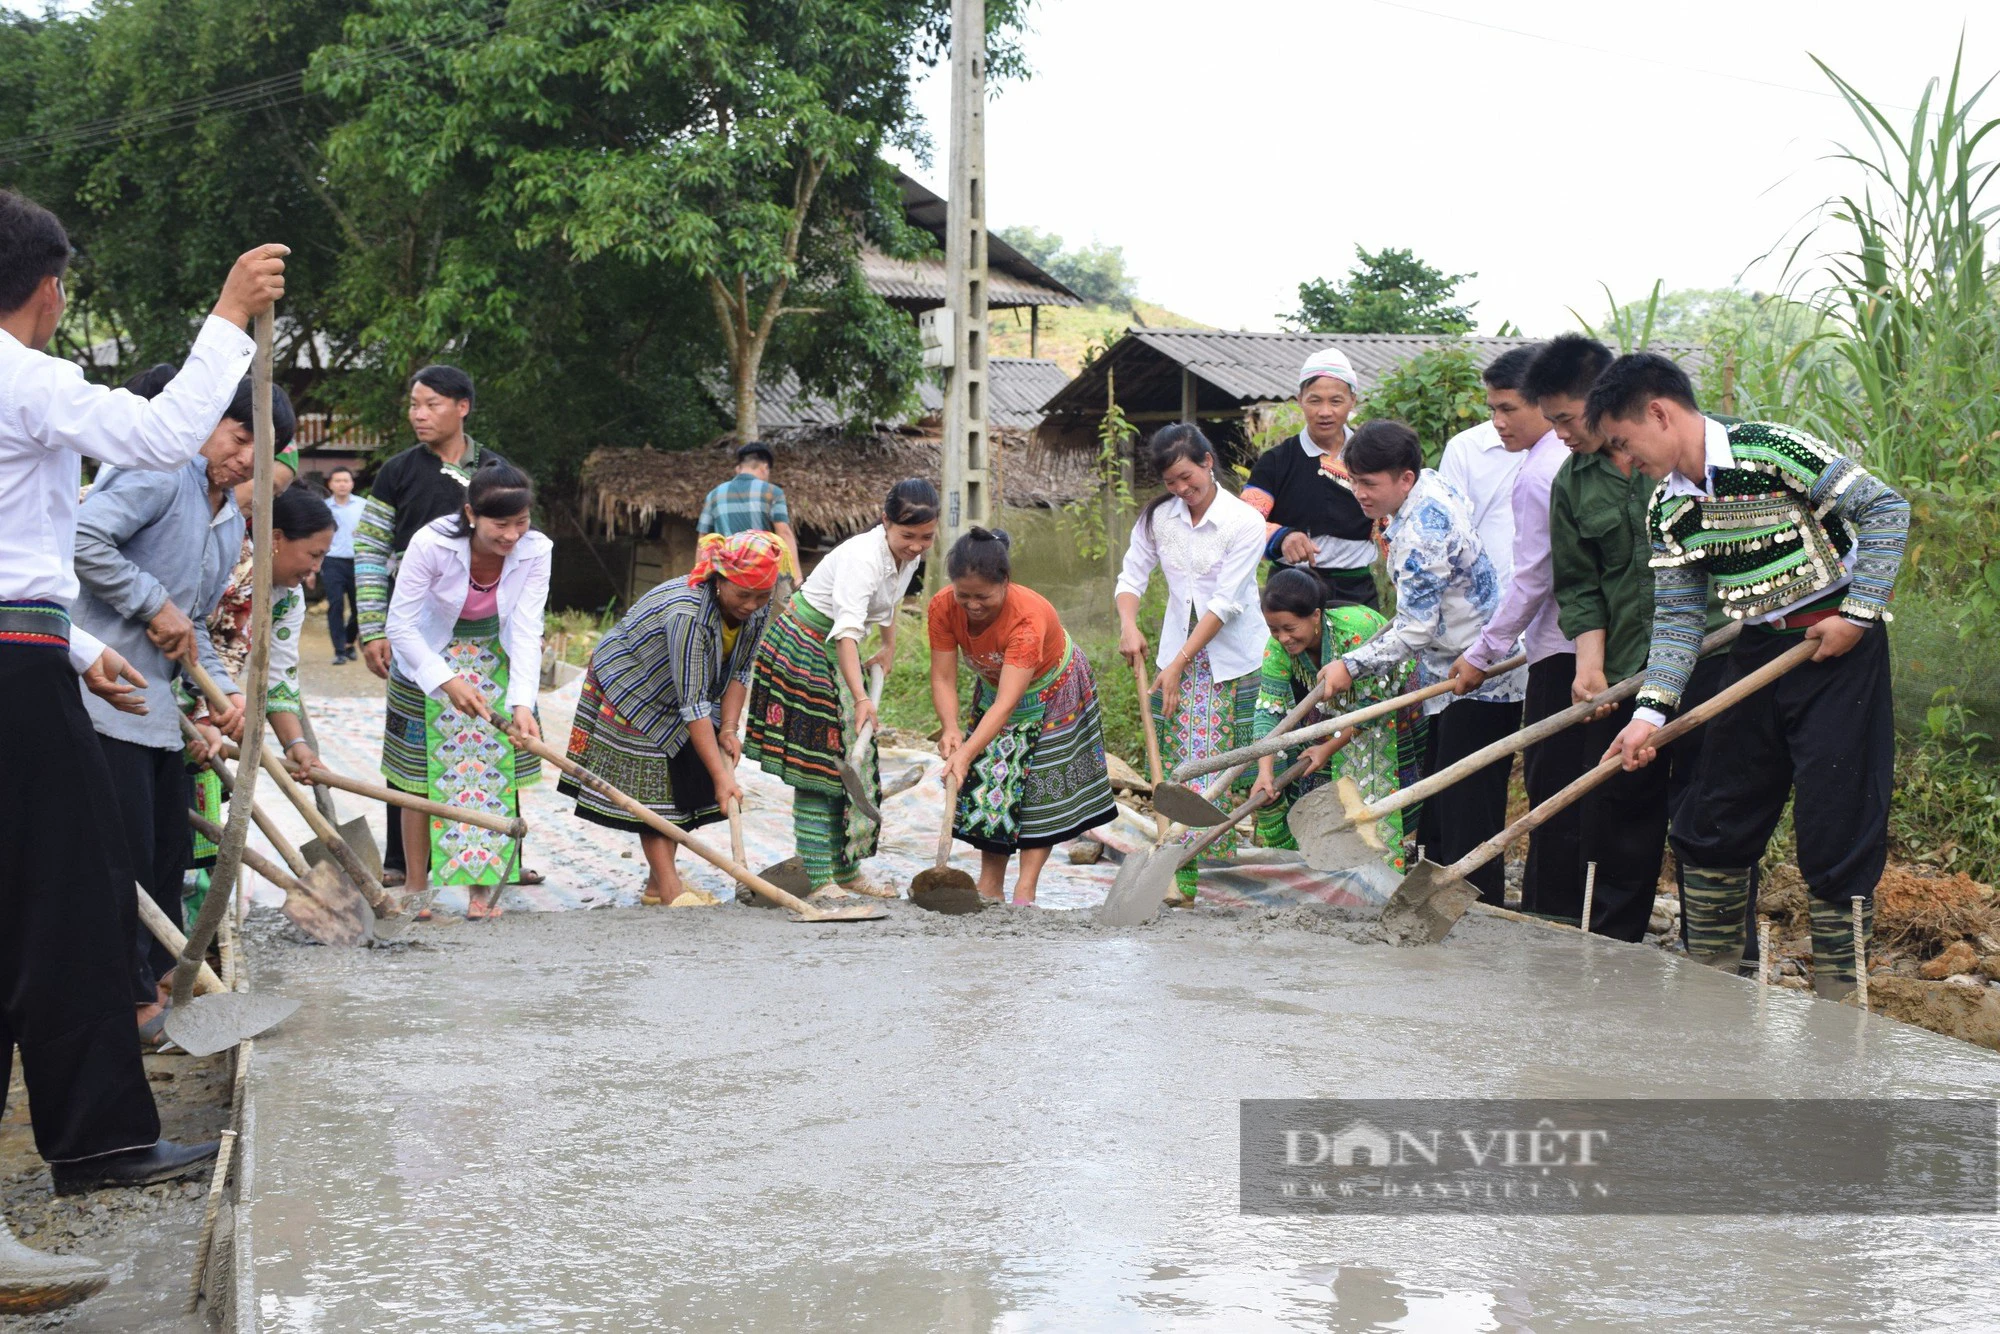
[558,669,721,835]
[744,593,881,858]
[381,614,538,887]
[1151,649,1261,879]
[1253,705,1426,871]
[954,637,1118,854]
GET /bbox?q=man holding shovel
[1313,420,1520,906]
[1593,354,1908,997]
[0,189,284,1310]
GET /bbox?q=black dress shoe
[49,1139,219,1196]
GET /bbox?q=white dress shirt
[1438,420,1523,592]
[798,525,921,643]
[0,314,254,671]
[1116,485,1268,682]
[386,520,552,709]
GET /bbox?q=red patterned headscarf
[688,530,784,590]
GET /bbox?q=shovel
[184,662,397,930]
[188,810,373,948]
[908,773,985,914]
[1099,750,1318,927]
[142,881,299,1057]
[1169,651,1530,783]
[1131,656,1170,843]
[755,764,925,900]
[520,735,886,923]
[836,664,888,823]
[1150,682,1327,827]
[1289,626,1744,872]
[1381,638,1819,945]
[182,723,372,947]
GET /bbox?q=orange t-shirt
[927,583,1066,686]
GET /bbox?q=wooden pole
[941,0,990,552]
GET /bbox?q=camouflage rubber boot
[1679,864,1753,972]
[1809,895,1875,1001]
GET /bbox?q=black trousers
[1417,696,1523,904]
[320,555,359,656]
[1307,566,1380,611]
[1579,654,1733,943]
[0,644,162,1162]
[1672,624,1893,908]
[98,734,193,998]
[1520,654,1592,917]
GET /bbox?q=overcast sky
[891,0,1997,334]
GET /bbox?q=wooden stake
[1581,861,1597,934]
[185,1129,237,1312]
[1852,895,1869,1010]
[1757,917,1772,986]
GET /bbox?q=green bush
[1356,342,1488,464]
[1890,691,2000,883]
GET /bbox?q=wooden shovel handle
[727,797,745,866]
[936,774,960,870]
[187,809,304,896]
[180,716,313,878]
[1198,680,1328,801]
[1354,624,1744,826]
[305,763,526,838]
[1447,638,1817,878]
[1170,653,1528,781]
[186,661,391,914]
[1131,656,1168,841]
[133,884,225,996]
[850,663,886,758]
[1179,751,1316,866]
[520,735,819,916]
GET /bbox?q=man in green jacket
[1530,335,1737,948]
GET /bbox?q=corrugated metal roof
[718,357,1072,431]
[1041,328,1705,417]
[896,173,1082,307]
[860,249,1079,309]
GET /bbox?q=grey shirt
[72,458,242,748]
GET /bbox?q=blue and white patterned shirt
[1341,469,1524,714]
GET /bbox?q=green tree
[995,225,1137,309]
[1288,246,1476,335]
[315,0,1028,444]
[1356,342,1486,462]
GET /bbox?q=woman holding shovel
[746,478,938,899]
[384,460,550,920]
[1115,423,1268,902]
[561,530,782,905]
[1248,568,1423,869]
[928,527,1117,905]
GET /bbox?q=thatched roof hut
[578,424,1097,602]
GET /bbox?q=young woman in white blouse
[1115,424,1268,902]
[384,459,551,920]
[745,478,938,899]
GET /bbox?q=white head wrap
[1298,347,1359,393]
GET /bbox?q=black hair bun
[967,525,1011,549]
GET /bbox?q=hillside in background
[990,300,1211,375]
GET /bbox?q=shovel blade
[301,817,381,877]
[909,867,985,915]
[162,992,301,1058]
[1149,782,1231,827]
[752,858,814,904]
[1289,778,1387,872]
[836,760,882,825]
[282,862,374,948]
[787,903,888,923]
[1377,860,1480,945]
[1096,850,1162,927]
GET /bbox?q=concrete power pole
[940,0,990,555]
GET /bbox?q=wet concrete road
[238,904,2000,1332]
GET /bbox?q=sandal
[512,868,546,886]
[382,869,407,888]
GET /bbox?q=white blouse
[1115,486,1268,683]
[798,525,920,643]
[386,520,552,709]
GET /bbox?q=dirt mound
[1875,866,1998,957]
[1864,976,2000,1052]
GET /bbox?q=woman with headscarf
[562,530,783,905]
[929,526,1117,906]
[1242,347,1380,609]
[1247,567,1423,867]
[746,478,939,900]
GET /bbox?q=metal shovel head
[162,992,301,1058]
[1289,778,1387,872]
[837,759,882,825]
[1149,781,1232,828]
[909,867,985,915]
[283,861,375,948]
[752,858,815,904]
[1377,859,1481,946]
[301,816,383,880]
[787,902,888,923]
[1096,850,1161,927]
